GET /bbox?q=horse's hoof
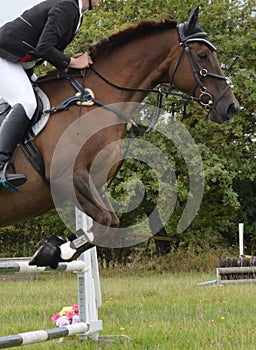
[29,241,62,269]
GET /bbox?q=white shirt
[76,0,88,33]
[76,0,83,33]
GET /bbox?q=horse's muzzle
[209,100,240,124]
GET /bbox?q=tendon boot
[29,229,94,269]
[0,104,31,189]
[29,235,67,269]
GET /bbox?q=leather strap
[21,142,49,185]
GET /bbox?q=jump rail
[217,266,256,285]
[0,260,87,274]
[0,323,88,349]
[0,209,103,347]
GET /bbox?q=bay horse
[0,7,239,268]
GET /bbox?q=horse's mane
[90,17,177,58]
[38,17,177,80]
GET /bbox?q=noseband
[170,24,234,113]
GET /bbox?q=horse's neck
[91,31,177,102]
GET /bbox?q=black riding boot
[0,104,31,189]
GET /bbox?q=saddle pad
[24,86,50,143]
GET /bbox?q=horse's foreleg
[72,176,120,248]
[74,174,119,229]
[29,174,119,268]
[99,187,120,228]
[56,186,120,264]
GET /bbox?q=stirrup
[0,161,27,191]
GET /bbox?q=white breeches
[0,57,37,119]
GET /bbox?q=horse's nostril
[227,103,239,117]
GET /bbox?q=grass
[0,269,256,349]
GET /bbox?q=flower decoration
[51,304,79,327]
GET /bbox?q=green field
[0,270,255,350]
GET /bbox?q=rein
[86,25,234,119]
[87,65,205,133]
[89,66,165,133]
[37,23,234,135]
[40,24,231,130]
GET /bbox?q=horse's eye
[198,53,208,61]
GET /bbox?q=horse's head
[168,6,239,123]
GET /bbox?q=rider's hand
[68,53,93,69]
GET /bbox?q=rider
[0,0,100,189]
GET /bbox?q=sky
[0,0,42,26]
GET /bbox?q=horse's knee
[95,210,113,228]
[93,210,119,229]
[110,213,119,228]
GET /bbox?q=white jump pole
[239,223,244,257]
[75,207,102,341]
[0,323,89,349]
[0,260,86,274]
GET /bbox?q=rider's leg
[0,104,31,187]
[0,58,37,187]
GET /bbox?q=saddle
[0,76,95,190]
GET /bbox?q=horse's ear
[184,5,200,35]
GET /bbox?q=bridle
[169,24,234,113]
[87,24,234,124]
[71,21,236,134]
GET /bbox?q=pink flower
[66,311,74,320]
[51,313,61,323]
[72,304,79,314]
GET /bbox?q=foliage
[0,0,255,258]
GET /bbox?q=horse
[0,6,239,268]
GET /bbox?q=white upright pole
[75,207,103,341]
[239,223,244,257]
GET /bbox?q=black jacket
[0,0,82,70]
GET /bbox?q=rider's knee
[22,98,37,119]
